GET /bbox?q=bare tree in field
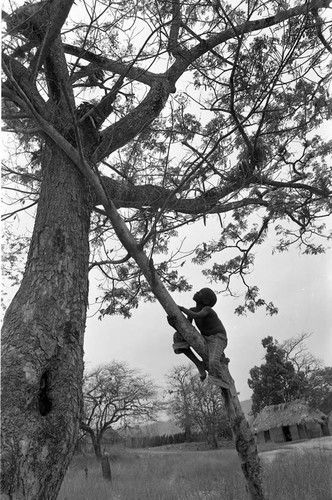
[166,365,195,443]
[1,0,331,498]
[167,365,231,448]
[81,361,162,459]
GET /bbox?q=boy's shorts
[172,331,229,388]
[172,331,227,355]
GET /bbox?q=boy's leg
[206,334,229,388]
[182,349,206,381]
[173,331,206,380]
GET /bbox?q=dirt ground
[259,435,332,463]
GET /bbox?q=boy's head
[194,288,217,307]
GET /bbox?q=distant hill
[125,419,182,437]
[126,399,253,437]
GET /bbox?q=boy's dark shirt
[190,306,227,341]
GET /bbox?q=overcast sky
[84,219,332,403]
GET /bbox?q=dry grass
[58,446,247,500]
[263,445,332,500]
[58,442,332,500]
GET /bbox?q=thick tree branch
[30,0,76,76]
[167,0,183,56]
[97,173,331,214]
[102,180,265,214]
[91,78,177,162]
[3,2,76,111]
[260,177,331,197]
[80,75,126,130]
[64,44,158,86]
[2,54,49,118]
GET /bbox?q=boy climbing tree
[168,288,229,388]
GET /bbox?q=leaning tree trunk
[1,144,91,499]
[97,194,266,500]
[221,377,264,499]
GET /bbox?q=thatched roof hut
[252,400,326,432]
[251,400,329,444]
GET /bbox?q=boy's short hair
[200,288,217,307]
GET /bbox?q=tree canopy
[2,0,332,317]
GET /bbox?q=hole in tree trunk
[39,371,52,416]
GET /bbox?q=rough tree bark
[1,2,94,497]
[221,379,264,499]
[1,144,92,499]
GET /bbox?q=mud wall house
[251,400,330,445]
[328,412,332,433]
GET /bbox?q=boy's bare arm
[178,306,210,319]
[167,306,194,327]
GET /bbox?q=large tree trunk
[1,144,91,500]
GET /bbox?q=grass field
[58,441,332,500]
